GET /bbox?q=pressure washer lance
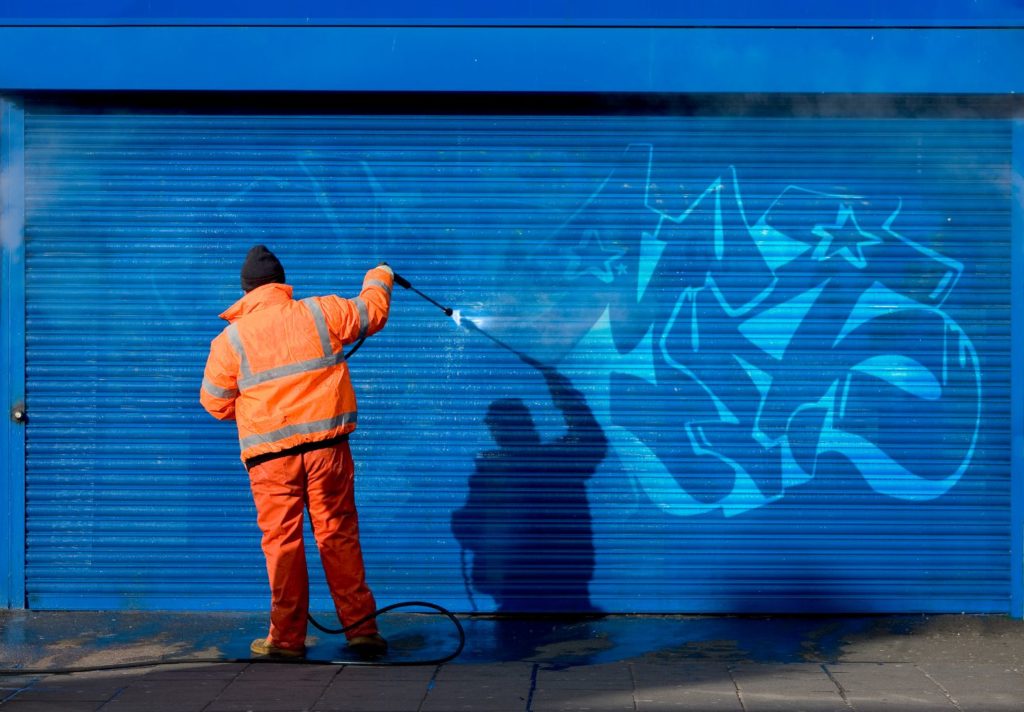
[392,271,453,316]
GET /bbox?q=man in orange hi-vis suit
[201,244,394,659]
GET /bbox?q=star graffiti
[562,230,627,284]
[811,204,883,269]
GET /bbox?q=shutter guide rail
[1011,120,1024,619]
[1,96,26,609]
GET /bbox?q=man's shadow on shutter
[452,366,608,615]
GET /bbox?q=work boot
[347,633,388,659]
[250,637,306,659]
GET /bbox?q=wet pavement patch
[1,611,1022,673]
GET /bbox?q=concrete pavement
[1,613,1022,711]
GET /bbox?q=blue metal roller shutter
[23,111,1011,613]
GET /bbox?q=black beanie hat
[241,245,285,292]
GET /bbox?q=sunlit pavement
[1,612,1022,710]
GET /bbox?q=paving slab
[634,689,744,711]
[4,679,125,703]
[531,688,637,711]
[630,663,745,712]
[235,662,340,684]
[825,662,958,711]
[739,699,848,712]
[536,662,633,690]
[425,662,530,710]
[421,682,531,712]
[97,679,232,712]
[730,663,847,712]
[205,679,331,712]
[333,665,438,683]
[315,678,432,712]
[730,663,843,695]
[630,661,737,694]
[631,660,733,682]
[917,662,1024,712]
[0,701,104,712]
[433,661,535,682]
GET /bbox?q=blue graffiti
[558,145,981,517]
[216,144,982,520]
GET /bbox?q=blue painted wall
[2,1,1024,26]
[1,2,1023,92]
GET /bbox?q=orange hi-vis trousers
[248,440,378,650]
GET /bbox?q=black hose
[0,600,465,675]
[306,600,466,662]
[342,335,367,360]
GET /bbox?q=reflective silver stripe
[238,350,345,390]
[239,412,358,450]
[354,297,370,341]
[202,377,238,400]
[364,279,392,296]
[224,324,251,378]
[302,297,334,356]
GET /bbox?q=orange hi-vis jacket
[200,265,394,463]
